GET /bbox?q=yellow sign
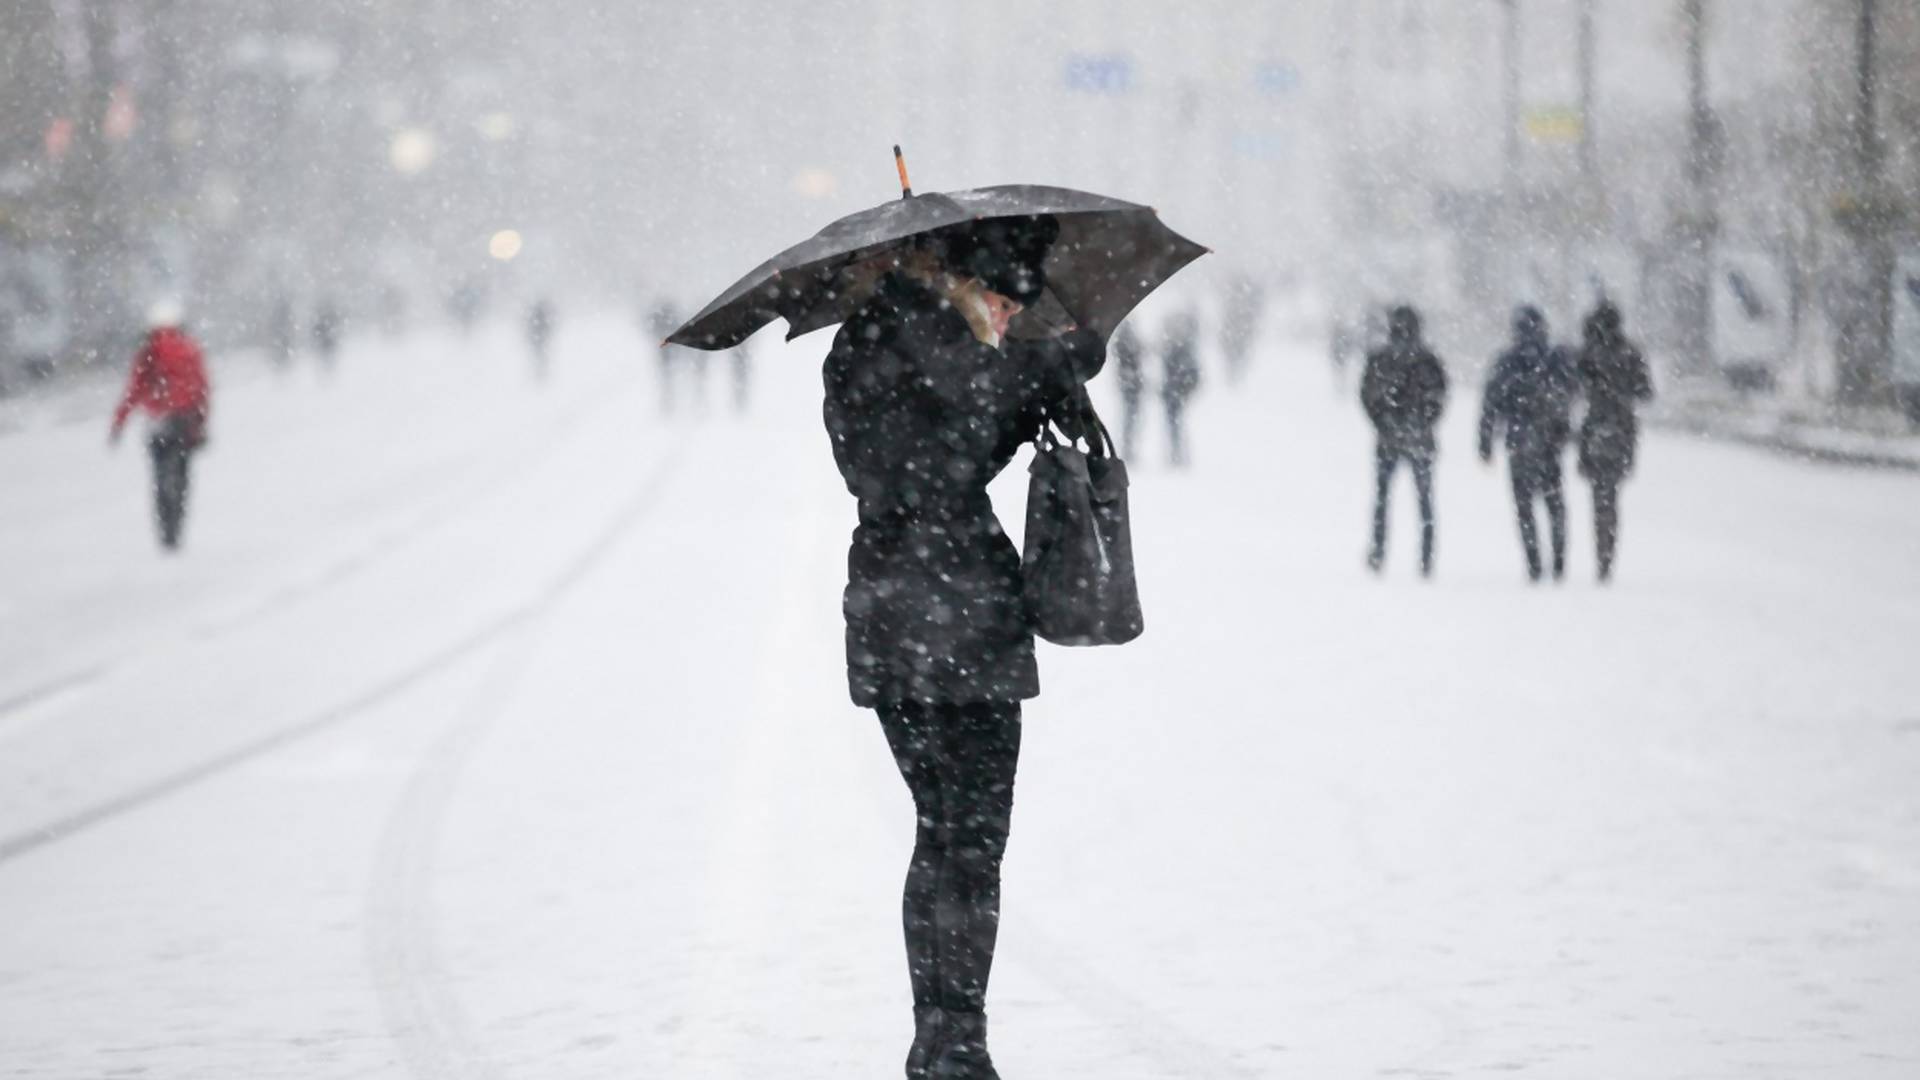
[1525,107,1585,144]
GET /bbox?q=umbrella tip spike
[894,145,913,199]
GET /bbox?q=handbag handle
[1035,386,1118,460]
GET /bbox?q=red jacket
[112,327,211,437]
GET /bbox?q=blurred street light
[389,128,437,175]
[792,167,838,200]
[488,229,523,261]
[477,112,517,142]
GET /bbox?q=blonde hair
[851,247,1002,348]
[940,275,1002,349]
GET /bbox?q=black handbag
[1021,389,1144,646]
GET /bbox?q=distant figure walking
[377,284,408,339]
[312,300,343,370]
[648,300,681,415]
[1362,305,1448,576]
[1159,309,1201,467]
[1112,322,1145,460]
[527,298,555,379]
[1575,301,1654,583]
[729,341,753,413]
[268,297,296,371]
[1479,306,1577,582]
[449,282,483,336]
[1329,312,1359,395]
[110,302,211,551]
[1219,274,1263,385]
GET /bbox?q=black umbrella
[667,150,1207,350]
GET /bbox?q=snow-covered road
[2,317,1916,1078]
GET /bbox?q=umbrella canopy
[667,184,1206,350]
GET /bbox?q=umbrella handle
[894,145,912,199]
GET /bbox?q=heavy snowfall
[4,1,1920,1078]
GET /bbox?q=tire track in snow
[0,441,684,866]
[363,432,695,1080]
[365,630,535,1080]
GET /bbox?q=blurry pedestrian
[449,282,483,336]
[1478,306,1577,582]
[647,300,681,415]
[527,298,555,379]
[1159,309,1201,467]
[1329,312,1359,395]
[268,296,296,371]
[1112,321,1145,459]
[1361,304,1448,576]
[1575,301,1654,583]
[822,218,1105,1080]
[1219,274,1263,385]
[729,341,753,413]
[312,300,343,370]
[689,350,711,413]
[110,301,211,551]
[378,284,408,339]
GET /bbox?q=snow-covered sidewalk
[1651,392,1920,472]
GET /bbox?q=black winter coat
[1478,336,1576,463]
[823,273,1106,707]
[1361,340,1448,458]
[1576,338,1654,482]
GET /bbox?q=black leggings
[877,701,1022,1014]
[1511,457,1567,578]
[1591,477,1621,578]
[148,416,196,548]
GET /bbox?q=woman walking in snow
[110,301,211,551]
[1575,301,1654,583]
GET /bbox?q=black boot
[906,1006,947,1079]
[930,1011,999,1080]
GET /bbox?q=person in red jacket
[110,301,211,550]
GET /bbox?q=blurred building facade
[1321,0,1920,412]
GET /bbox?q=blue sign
[1064,54,1134,95]
[1254,62,1302,96]
[1229,131,1289,162]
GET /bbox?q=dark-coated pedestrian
[729,341,753,413]
[268,297,296,371]
[1575,300,1654,583]
[527,298,555,379]
[1479,305,1578,582]
[1160,309,1201,467]
[110,301,211,551]
[1330,311,1359,395]
[648,300,681,415]
[311,300,343,370]
[449,281,483,336]
[1112,321,1145,459]
[1362,304,1448,576]
[822,215,1104,1080]
[1220,274,1263,385]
